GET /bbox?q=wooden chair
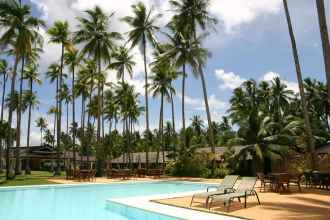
[257,172,272,192]
[288,173,303,192]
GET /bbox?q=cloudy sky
[4,0,329,145]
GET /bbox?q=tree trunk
[101,83,105,139]
[25,79,33,174]
[181,63,186,150]
[96,46,101,144]
[283,0,316,169]
[199,69,216,170]
[15,56,25,175]
[142,34,150,170]
[160,93,165,167]
[66,101,69,135]
[1,74,7,121]
[315,0,330,114]
[170,89,176,161]
[40,128,43,145]
[56,43,64,175]
[6,56,19,179]
[0,74,7,170]
[72,66,76,173]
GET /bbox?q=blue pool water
[0,181,210,220]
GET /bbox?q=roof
[112,146,248,164]
[316,144,330,154]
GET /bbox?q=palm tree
[315,0,330,105]
[160,25,207,150]
[23,62,41,173]
[109,46,136,83]
[60,84,71,135]
[123,2,161,169]
[283,0,316,168]
[75,69,89,131]
[47,20,71,174]
[150,61,175,164]
[75,6,121,143]
[0,59,8,171]
[47,105,57,147]
[0,59,9,122]
[35,117,48,146]
[0,0,45,179]
[169,0,218,164]
[64,48,80,171]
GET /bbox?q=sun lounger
[208,177,260,212]
[190,175,239,208]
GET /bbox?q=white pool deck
[107,190,240,220]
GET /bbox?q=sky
[2,0,330,145]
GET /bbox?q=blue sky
[3,0,329,145]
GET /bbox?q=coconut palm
[60,84,71,135]
[0,59,9,122]
[75,6,121,143]
[47,105,57,147]
[283,0,316,168]
[23,62,41,173]
[0,59,8,171]
[315,0,330,105]
[64,48,80,171]
[160,24,208,149]
[75,70,89,131]
[47,20,71,174]
[0,0,45,179]
[150,61,175,164]
[35,117,48,146]
[109,46,135,83]
[169,0,218,164]
[123,2,161,169]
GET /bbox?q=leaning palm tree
[283,0,316,168]
[315,0,330,106]
[47,20,71,174]
[35,117,48,146]
[64,48,80,172]
[169,0,218,164]
[108,46,135,83]
[0,0,45,179]
[150,60,175,164]
[122,2,161,169]
[23,62,41,173]
[75,6,121,143]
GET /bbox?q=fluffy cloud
[214,69,246,90]
[210,0,282,33]
[262,71,299,93]
[177,93,227,111]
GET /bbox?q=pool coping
[107,190,242,220]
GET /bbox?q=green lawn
[0,171,64,187]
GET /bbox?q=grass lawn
[0,171,64,187]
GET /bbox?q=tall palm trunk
[101,83,105,139]
[283,0,316,169]
[15,57,25,175]
[81,94,85,131]
[25,78,33,174]
[66,101,69,134]
[96,47,101,144]
[0,74,7,170]
[40,128,43,145]
[1,74,7,121]
[170,90,176,160]
[181,63,186,150]
[315,0,330,111]
[56,44,64,175]
[6,56,19,179]
[72,66,76,172]
[199,68,216,169]
[142,34,150,170]
[160,93,164,167]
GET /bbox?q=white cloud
[210,0,282,33]
[262,71,299,93]
[177,93,227,111]
[214,69,246,90]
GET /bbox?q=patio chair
[288,173,303,192]
[257,172,272,192]
[190,175,239,208]
[208,177,260,212]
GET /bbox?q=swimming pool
[0,181,210,220]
